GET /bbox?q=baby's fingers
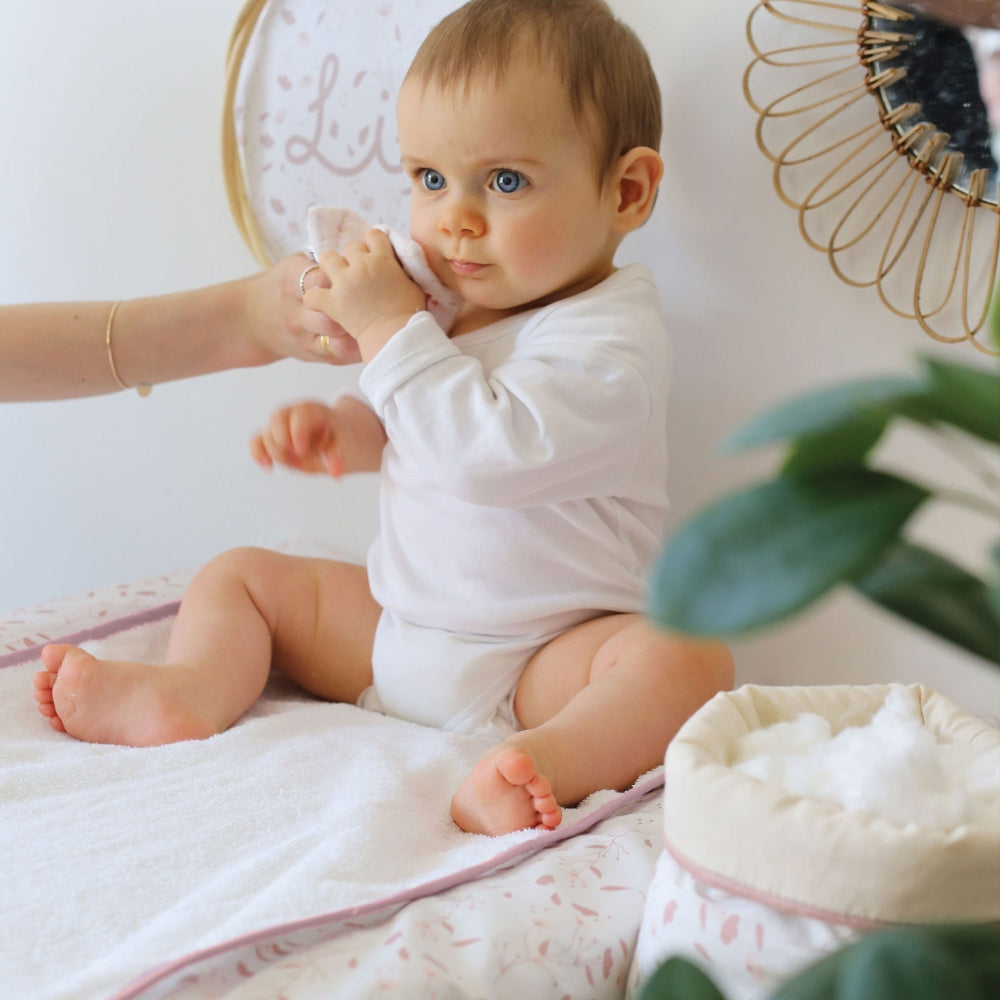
[249,408,307,471]
[259,408,302,468]
[249,433,274,470]
[323,446,346,479]
[255,402,340,475]
[287,404,331,461]
[250,428,303,471]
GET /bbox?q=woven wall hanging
[744,1,999,353]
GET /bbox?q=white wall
[0,0,380,605]
[1,0,997,714]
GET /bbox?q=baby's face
[397,57,621,328]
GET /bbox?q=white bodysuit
[356,263,671,733]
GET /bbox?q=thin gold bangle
[105,301,152,396]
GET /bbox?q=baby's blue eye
[420,170,446,191]
[492,170,527,194]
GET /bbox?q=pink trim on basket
[663,835,887,931]
[108,770,665,1000]
[0,601,181,670]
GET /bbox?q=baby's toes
[33,671,56,710]
[40,643,73,672]
[533,790,561,828]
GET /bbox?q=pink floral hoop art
[223,0,463,265]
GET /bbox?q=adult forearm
[0,257,360,403]
[104,276,285,391]
[0,278,269,402]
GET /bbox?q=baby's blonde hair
[404,0,662,185]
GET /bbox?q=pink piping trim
[663,836,887,931]
[0,601,182,670]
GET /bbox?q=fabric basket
[627,683,1000,1000]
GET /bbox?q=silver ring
[298,263,320,298]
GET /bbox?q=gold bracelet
[105,301,152,396]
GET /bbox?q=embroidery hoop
[222,0,461,266]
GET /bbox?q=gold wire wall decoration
[743,0,999,354]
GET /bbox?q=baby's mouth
[448,259,487,276]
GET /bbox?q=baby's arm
[250,396,386,478]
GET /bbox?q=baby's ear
[611,147,664,233]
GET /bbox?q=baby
[34,0,733,835]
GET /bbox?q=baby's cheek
[507,227,561,279]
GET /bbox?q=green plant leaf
[910,357,1000,444]
[722,376,925,453]
[780,418,885,477]
[649,469,929,637]
[989,543,1000,624]
[636,957,728,1000]
[852,540,1000,666]
[933,922,1000,994]
[771,924,1000,1000]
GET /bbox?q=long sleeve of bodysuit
[357,264,672,638]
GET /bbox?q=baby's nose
[439,195,486,237]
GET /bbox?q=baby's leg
[450,614,734,835]
[33,548,379,746]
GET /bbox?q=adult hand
[246,254,362,366]
[0,255,362,403]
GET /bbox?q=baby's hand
[304,229,426,360]
[252,254,361,365]
[250,401,347,478]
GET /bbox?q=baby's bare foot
[451,740,561,835]
[33,644,217,747]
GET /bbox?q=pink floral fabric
[627,851,858,1000]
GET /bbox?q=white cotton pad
[732,686,1000,832]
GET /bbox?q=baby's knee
[193,545,279,588]
[601,619,735,693]
[590,617,672,677]
[655,626,734,693]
